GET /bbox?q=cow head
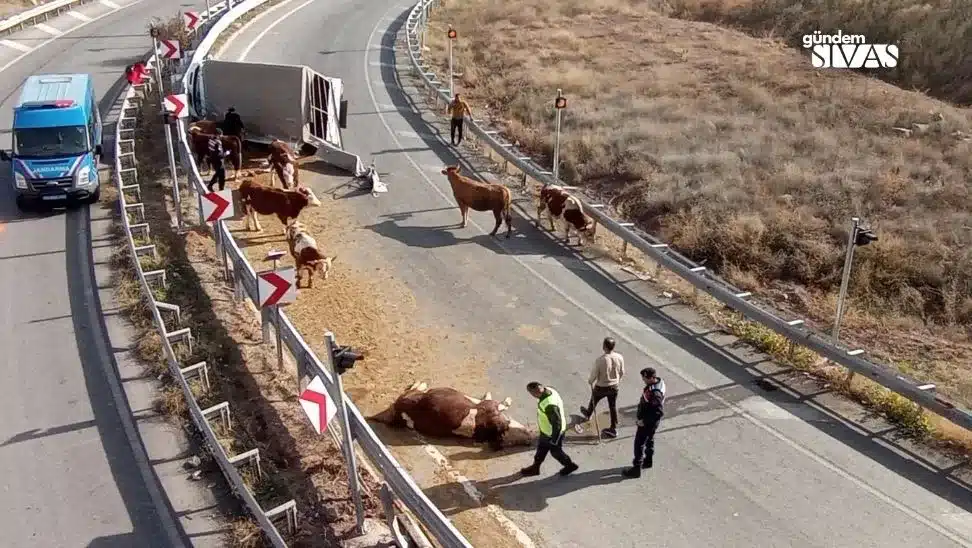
[468,392,534,449]
[441,165,461,177]
[295,186,322,207]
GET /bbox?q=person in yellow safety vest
[521,382,578,477]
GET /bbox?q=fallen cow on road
[370,381,534,449]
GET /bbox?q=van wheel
[88,187,101,204]
[15,196,30,212]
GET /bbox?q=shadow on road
[424,467,628,514]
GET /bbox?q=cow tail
[502,186,513,226]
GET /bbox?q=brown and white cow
[238,178,322,234]
[441,164,513,238]
[285,221,336,287]
[370,381,534,450]
[187,126,243,179]
[266,139,300,189]
[537,184,595,245]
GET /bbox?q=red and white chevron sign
[299,376,337,435]
[201,190,233,222]
[162,93,188,118]
[157,39,181,59]
[183,11,200,30]
[257,267,296,307]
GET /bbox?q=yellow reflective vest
[537,387,567,436]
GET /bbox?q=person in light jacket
[623,367,665,478]
[579,336,624,438]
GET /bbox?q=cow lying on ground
[537,184,595,245]
[285,221,336,288]
[267,138,300,189]
[187,126,243,178]
[370,381,534,450]
[441,164,513,239]
[238,178,322,233]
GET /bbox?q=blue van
[1,74,103,210]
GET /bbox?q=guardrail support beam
[228,447,263,480]
[180,361,211,392]
[264,500,298,535]
[156,301,181,326]
[201,401,231,431]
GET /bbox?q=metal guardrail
[172,0,474,546]
[112,5,294,546]
[403,0,972,431]
[0,0,91,36]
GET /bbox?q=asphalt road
[223,0,972,546]
[0,1,221,546]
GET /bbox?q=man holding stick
[579,337,624,438]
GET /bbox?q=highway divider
[0,0,91,36]
[402,0,972,433]
[111,3,294,546]
[170,0,475,546]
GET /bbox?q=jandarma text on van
[801,30,899,68]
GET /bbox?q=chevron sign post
[157,38,181,59]
[258,267,296,307]
[183,10,200,31]
[299,376,337,434]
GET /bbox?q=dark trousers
[450,117,464,145]
[533,434,573,468]
[208,164,226,191]
[633,417,661,467]
[585,385,619,430]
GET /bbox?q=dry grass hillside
[422,0,972,408]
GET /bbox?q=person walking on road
[623,367,666,478]
[446,93,472,146]
[521,382,578,477]
[579,336,625,438]
[207,129,229,192]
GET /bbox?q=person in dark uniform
[207,129,228,192]
[222,107,245,140]
[520,381,579,477]
[623,367,666,478]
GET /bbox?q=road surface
[0,1,231,546]
[221,0,972,546]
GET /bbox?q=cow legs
[548,210,557,232]
[458,203,469,228]
[490,210,502,237]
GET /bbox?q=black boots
[520,462,579,477]
[623,459,652,478]
[559,462,579,476]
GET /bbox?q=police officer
[207,129,229,192]
[222,107,245,140]
[623,367,666,478]
[520,381,578,477]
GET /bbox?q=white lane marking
[99,0,120,8]
[0,39,32,53]
[35,23,62,36]
[236,0,317,61]
[67,10,93,22]
[0,0,146,74]
[361,7,972,547]
[213,0,296,58]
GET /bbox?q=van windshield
[13,125,88,158]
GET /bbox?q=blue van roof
[13,74,91,129]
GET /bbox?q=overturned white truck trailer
[184,59,365,175]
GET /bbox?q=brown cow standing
[189,120,220,135]
[285,221,336,288]
[371,381,534,450]
[238,178,323,234]
[537,184,595,245]
[266,139,299,189]
[187,126,243,179]
[440,164,513,238]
